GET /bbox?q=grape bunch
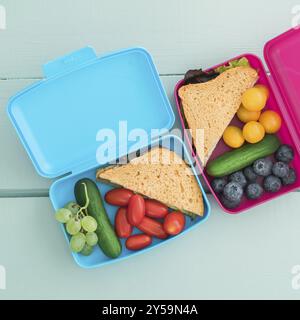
[55,201,98,256]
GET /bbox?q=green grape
[66,218,81,235]
[80,244,94,256]
[55,208,72,223]
[64,202,81,215]
[81,216,97,233]
[70,233,86,253]
[86,232,98,246]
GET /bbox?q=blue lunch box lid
[7,47,175,178]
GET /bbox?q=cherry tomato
[242,87,267,112]
[105,188,134,206]
[255,84,270,100]
[145,199,169,219]
[259,110,282,134]
[127,194,145,226]
[237,105,261,123]
[126,234,152,251]
[114,207,133,238]
[242,121,265,144]
[223,126,245,149]
[137,216,168,239]
[163,212,186,236]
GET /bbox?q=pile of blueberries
[211,145,297,209]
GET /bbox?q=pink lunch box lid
[264,27,300,155]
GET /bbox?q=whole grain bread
[96,147,204,216]
[178,66,258,165]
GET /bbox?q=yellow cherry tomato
[243,121,265,144]
[255,84,270,100]
[237,105,261,123]
[223,126,245,149]
[259,110,282,134]
[242,87,267,112]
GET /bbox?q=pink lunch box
[175,27,300,214]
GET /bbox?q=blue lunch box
[7,47,211,268]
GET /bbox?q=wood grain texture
[1,0,300,300]
[0,0,296,78]
[0,194,300,299]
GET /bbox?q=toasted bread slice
[97,147,204,216]
[178,66,258,165]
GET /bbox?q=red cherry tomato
[127,194,145,226]
[105,188,134,206]
[114,207,133,238]
[163,212,185,236]
[137,216,168,239]
[145,199,168,219]
[126,234,152,251]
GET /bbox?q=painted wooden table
[1,0,300,299]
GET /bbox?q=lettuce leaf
[215,57,250,74]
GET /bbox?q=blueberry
[272,162,290,178]
[282,168,297,186]
[229,171,247,188]
[253,158,273,177]
[246,183,264,200]
[223,182,244,202]
[211,177,227,194]
[220,195,241,209]
[275,145,294,163]
[263,175,282,193]
[243,166,258,182]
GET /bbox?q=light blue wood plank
[1,0,300,302]
[0,0,297,78]
[0,194,300,299]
